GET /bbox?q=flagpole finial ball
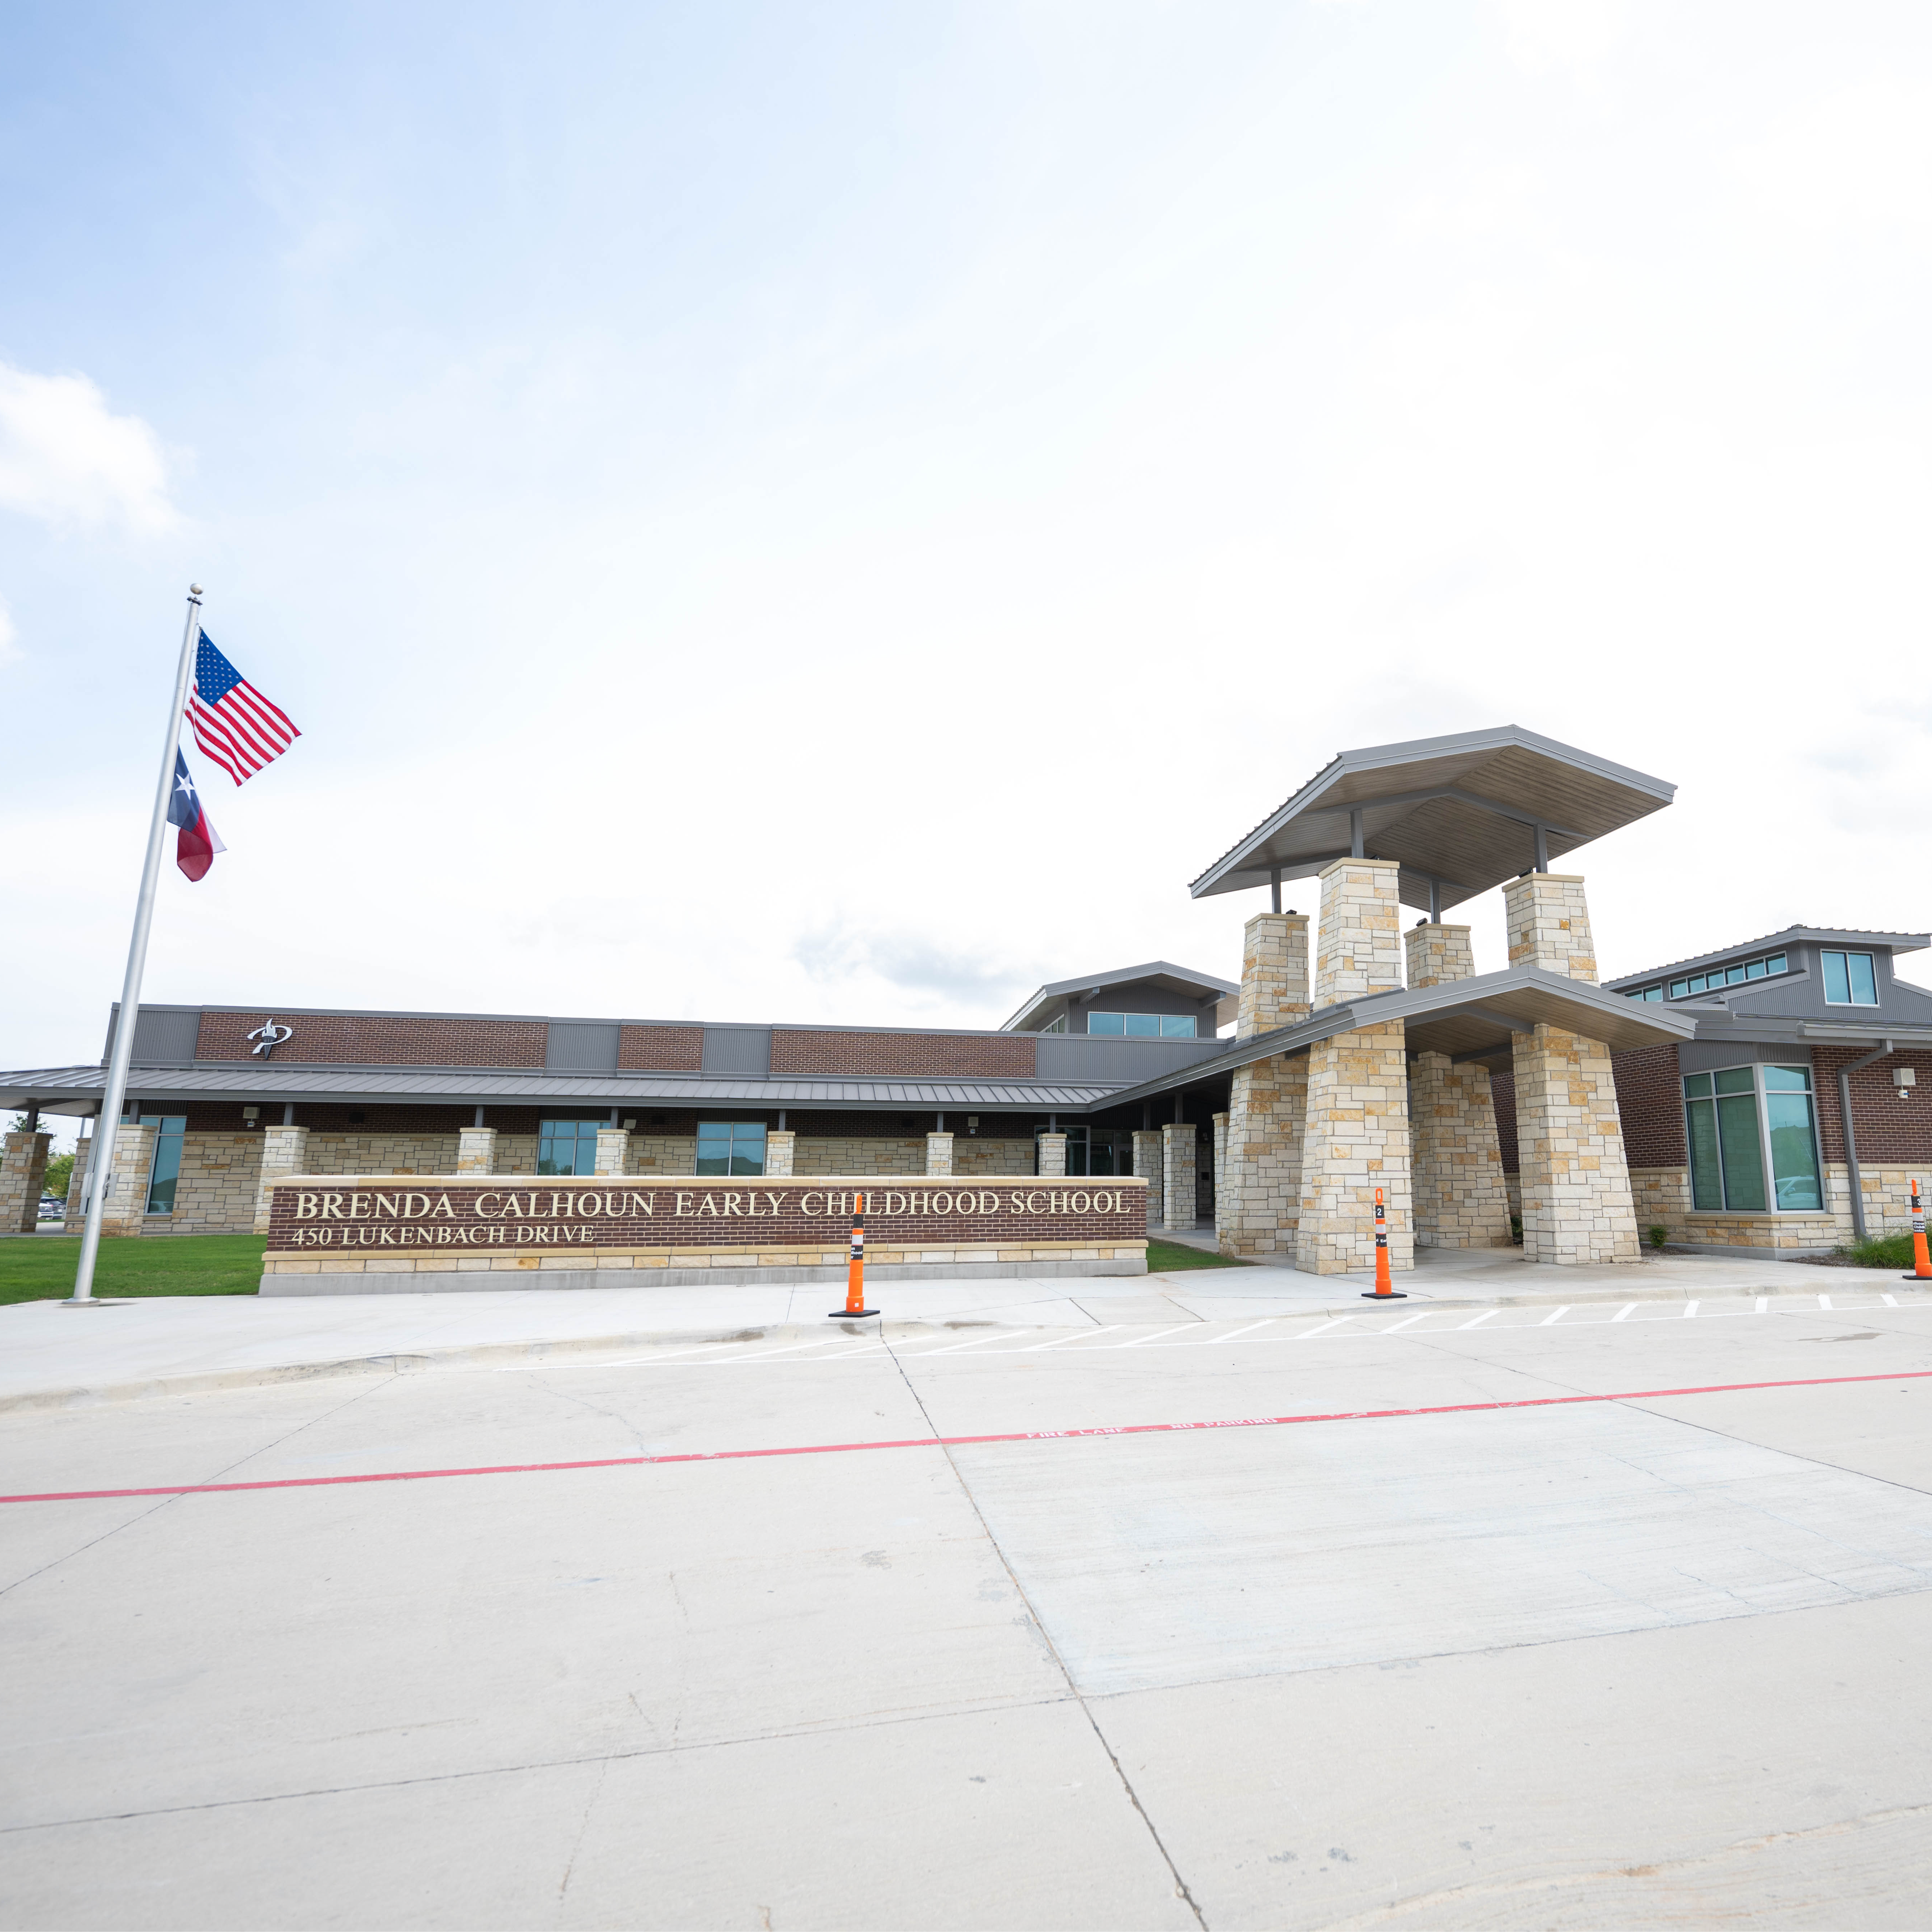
[189,583,203,596]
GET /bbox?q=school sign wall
[259,1174,1148,1294]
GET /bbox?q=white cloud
[1490,0,1629,74]
[1730,79,1932,233]
[0,362,178,532]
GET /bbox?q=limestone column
[1220,910,1312,1259]
[1404,924,1512,1250]
[100,1122,157,1236]
[1296,858,1414,1275]
[0,1130,52,1233]
[1132,1129,1164,1228]
[765,1130,796,1177]
[253,1123,310,1233]
[1504,874,1641,1264]
[1162,1122,1197,1229]
[456,1125,498,1174]
[1210,1112,1228,1237]
[63,1131,93,1233]
[1038,1132,1067,1178]
[594,1127,631,1175]
[925,1132,954,1177]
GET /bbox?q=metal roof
[1189,726,1675,914]
[1603,926,1932,990]
[1000,960,1239,1033]
[0,1065,1118,1115]
[1096,966,1696,1107]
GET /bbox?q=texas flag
[168,749,226,882]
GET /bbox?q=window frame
[144,1115,188,1216]
[1681,1064,1824,1215]
[1820,949,1879,1006]
[695,1120,768,1177]
[536,1118,604,1177]
[1084,1011,1198,1038]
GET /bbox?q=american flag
[187,631,301,786]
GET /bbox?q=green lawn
[1145,1237,1253,1272]
[0,1234,265,1306]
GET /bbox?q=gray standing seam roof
[1190,726,1674,914]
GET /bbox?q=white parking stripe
[1118,1324,1206,1348]
[1381,1312,1432,1333]
[1021,1325,1126,1351]
[1539,1305,1570,1326]
[1684,1301,1699,1319]
[1612,1303,1639,1322]
[1459,1308,1499,1331]
[1181,1317,1281,1345]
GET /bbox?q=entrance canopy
[1190,726,1675,915]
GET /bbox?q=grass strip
[0,1234,265,1305]
[1145,1237,1253,1272]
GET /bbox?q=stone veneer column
[1296,859,1414,1275]
[765,1131,796,1178]
[1038,1132,1067,1178]
[1220,911,1312,1260]
[253,1124,310,1233]
[1132,1129,1164,1228]
[62,1131,93,1233]
[0,1131,52,1234]
[925,1132,954,1177]
[1504,873,1641,1265]
[99,1122,157,1236]
[456,1126,498,1175]
[1210,1113,1228,1237]
[594,1127,631,1176]
[1161,1122,1197,1230]
[1403,925,1512,1250]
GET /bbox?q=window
[537,1119,603,1176]
[1683,1066,1822,1213]
[696,1121,766,1175]
[1041,1015,1067,1034]
[1086,1012,1197,1038]
[145,1115,187,1215]
[1623,986,1663,1002]
[1821,950,1878,1005]
[1667,951,1790,999]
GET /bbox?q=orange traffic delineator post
[1905,1178,1932,1282]
[1361,1186,1406,1299]
[830,1190,879,1318]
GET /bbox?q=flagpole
[68,584,204,1306]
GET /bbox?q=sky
[4,0,1931,1151]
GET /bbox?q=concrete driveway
[5,1288,1932,1928]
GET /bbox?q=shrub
[1647,1224,1668,1249]
[1836,1233,1915,1270]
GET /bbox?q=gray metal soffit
[1189,725,1674,914]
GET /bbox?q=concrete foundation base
[260,1257,1148,1295]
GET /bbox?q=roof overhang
[1097,966,1697,1108]
[1190,726,1674,914]
[1001,960,1239,1033]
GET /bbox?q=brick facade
[617,1025,704,1071]
[770,1030,1036,1079]
[196,1012,548,1067]
[1611,1045,1687,1169]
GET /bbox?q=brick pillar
[1221,911,1311,1259]
[1504,874,1640,1265]
[1038,1133,1067,1178]
[456,1126,498,1175]
[253,1124,310,1233]
[1403,924,1512,1250]
[0,1131,52,1233]
[63,1132,93,1232]
[765,1131,796,1177]
[925,1132,954,1177]
[1162,1122,1196,1229]
[594,1128,630,1175]
[1297,859,1413,1275]
[1132,1129,1163,1228]
[99,1122,156,1237]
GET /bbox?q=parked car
[36,1195,65,1223]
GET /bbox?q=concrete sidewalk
[1,1243,1916,1413]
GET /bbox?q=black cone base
[1361,1291,1407,1300]
[828,1309,880,1318]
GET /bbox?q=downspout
[1838,1040,1892,1241]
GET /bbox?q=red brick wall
[771,1030,1037,1079]
[1612,1045,1686,1168]
[1490,1069,1518,1175]
[196,1013,547,1067]
[618,1026,703,1071]
[1812,1047,1932,1166]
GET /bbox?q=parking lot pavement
[6,1299,1932,1928]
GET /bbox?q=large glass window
[145,1115,187,1215]
[1683,1066,1822,1212]
[1821,950,1878,1005]
[696,1121,766,1175]
[1667,951,1788,998]
[537,1119,603,1176]
[1086,1012,1197,1038]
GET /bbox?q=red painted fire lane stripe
[6,1367,1929,1505]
